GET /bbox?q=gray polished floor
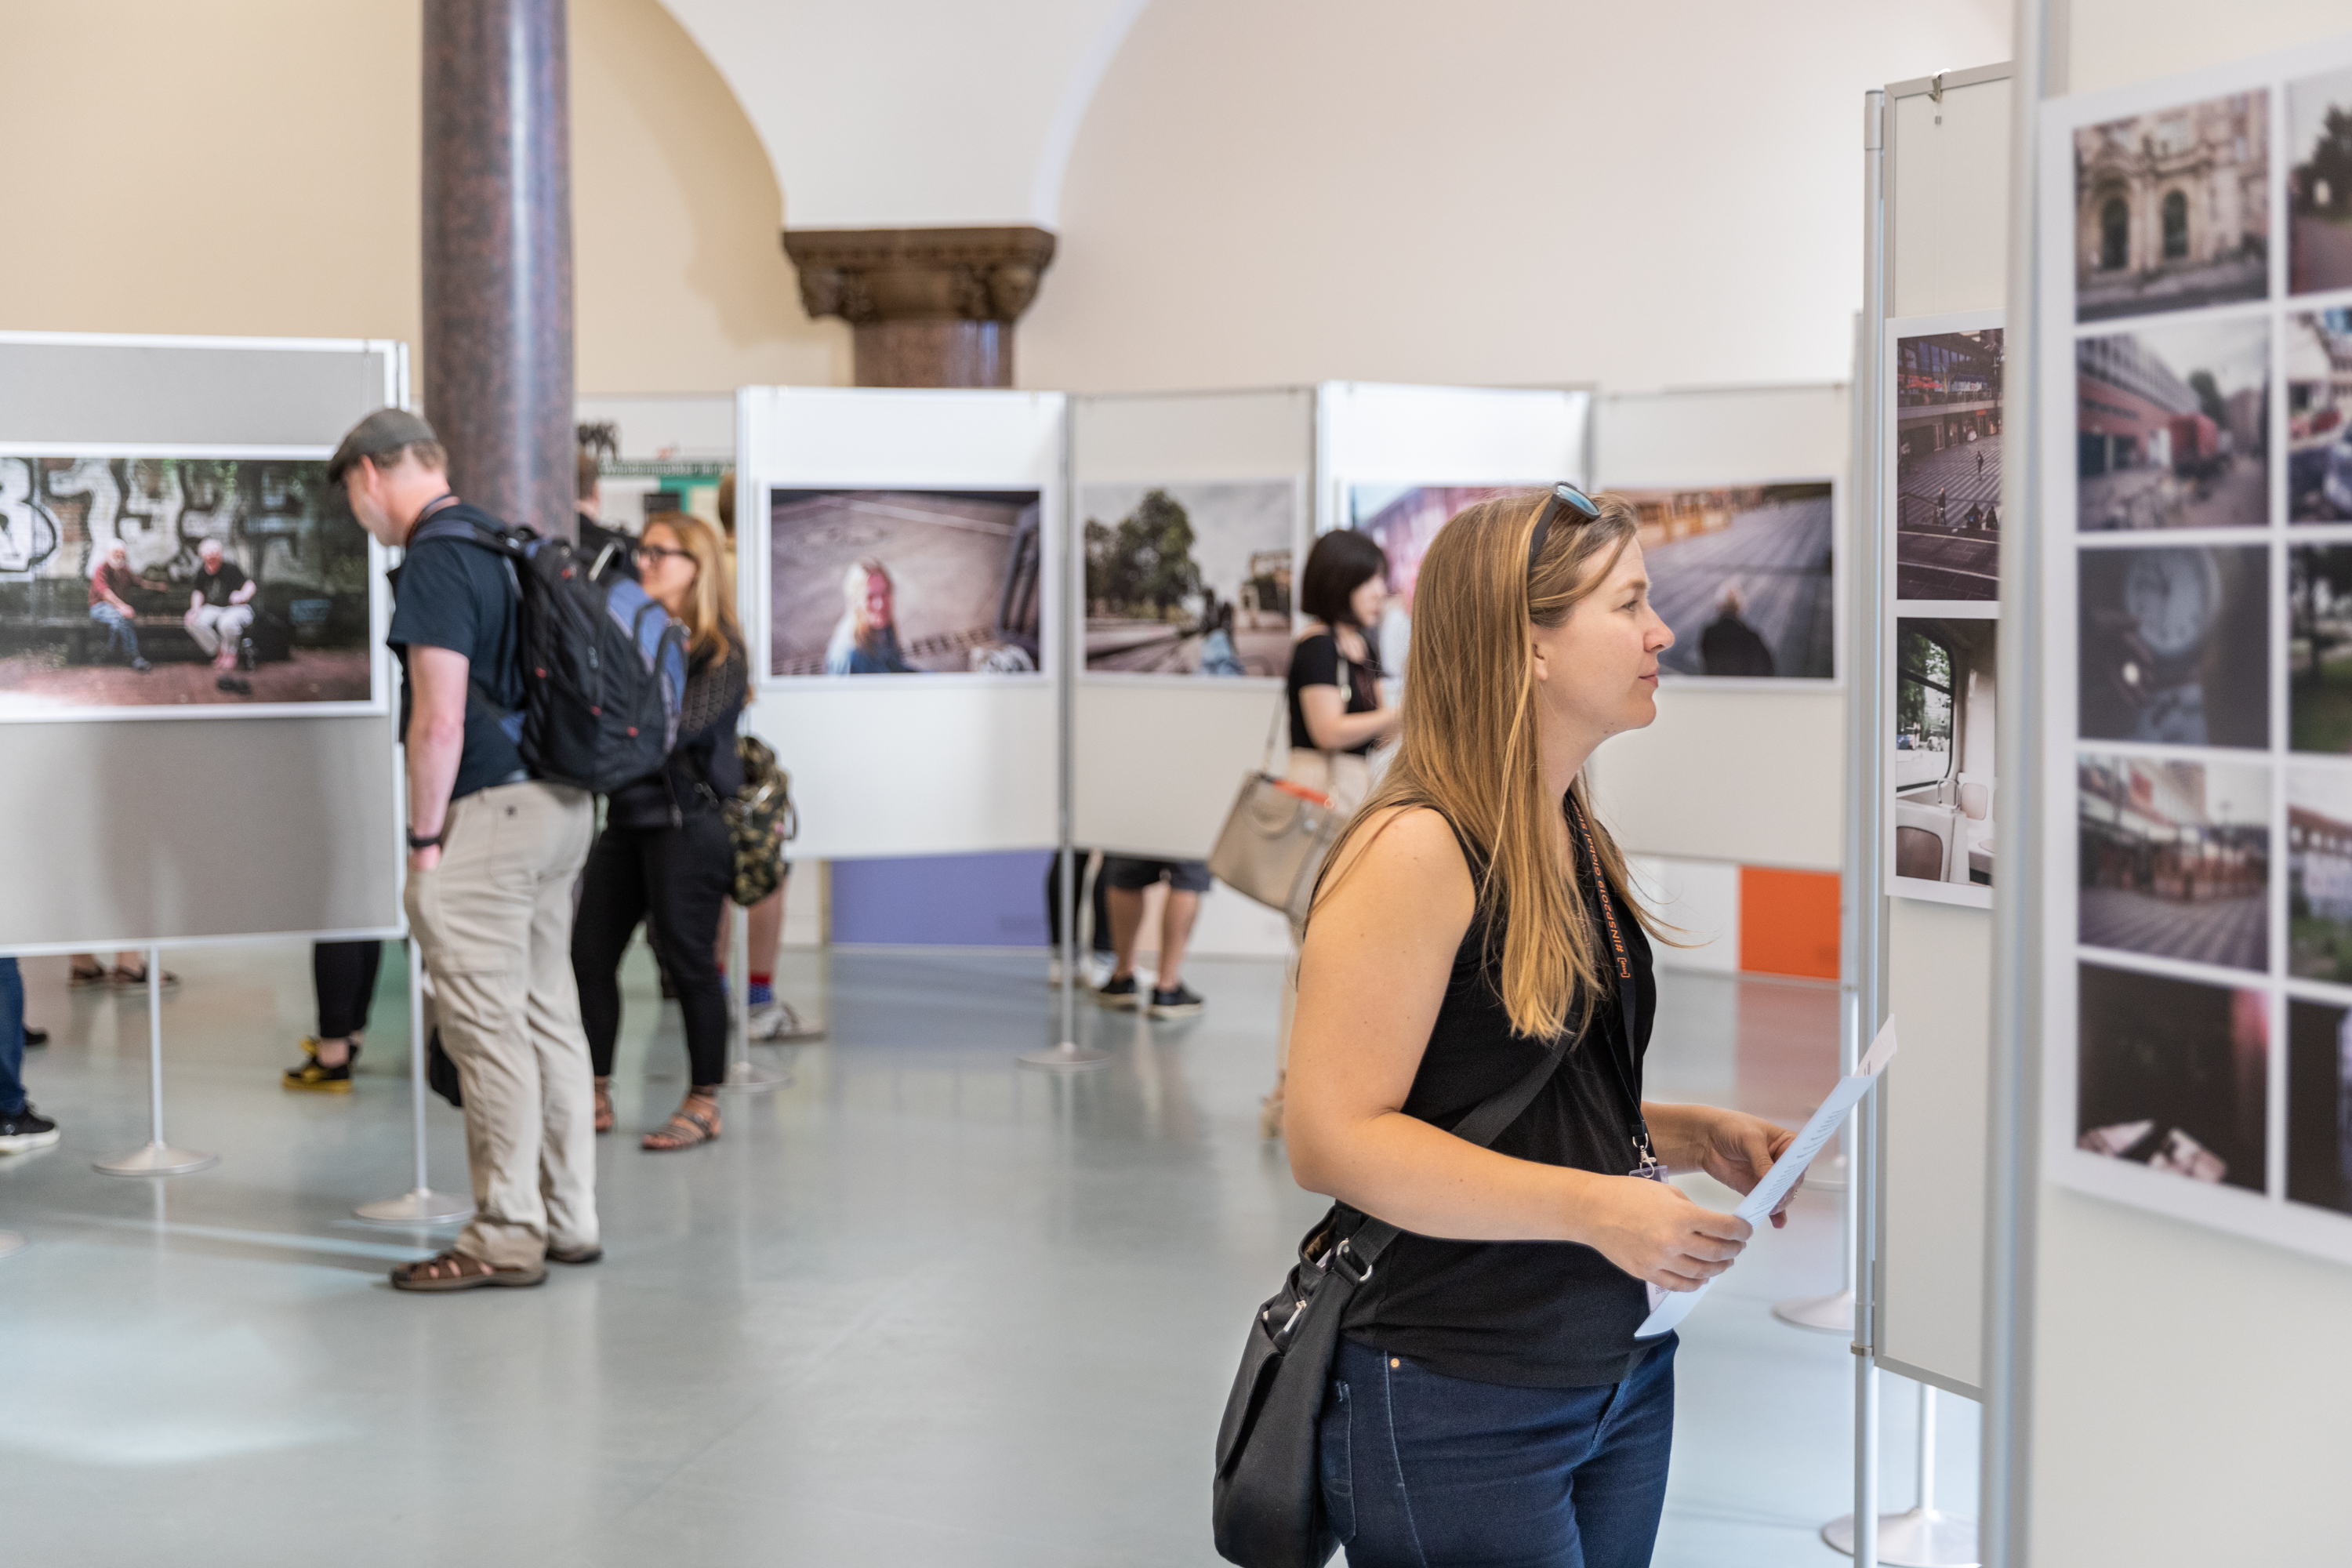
[0,943,1976,1566]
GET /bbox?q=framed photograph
[0,451,384,721]
[766,487,1045,680]
[1892,314,2005,605]
[2074,89,2270,322]
[2076,316,2270,532]
[1888,612,1998,906]
[2077,543,2267,750]
[1610,482,1838,683]
[2288,66,2352,297]
[1079,479,1298,681]
[2287,309,2352,521]
[2077,752,2268,972]
[2286,995,2352,1216]
[2075,961,2268,1193]
[1347,484,1525,677]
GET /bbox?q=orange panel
[1739,866,1841,980]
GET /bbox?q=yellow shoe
[281,1036,357,1094]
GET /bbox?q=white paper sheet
[1635,1020,1898,1338]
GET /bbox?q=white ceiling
[654,0,1152,229]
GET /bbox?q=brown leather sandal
[389,1248,546,1292]
[593,1077,614,1135]
[642,1098,720,1152]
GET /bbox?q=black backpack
[408,509,686,795]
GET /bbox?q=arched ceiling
[653,0,1152,229]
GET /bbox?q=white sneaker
[746,1000,826,1041]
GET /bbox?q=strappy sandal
[593,1077,614,1135]
[388,1248,546,1292]
[68,964,110,989]
[641,1098,720,1152]
[107,964,180,991]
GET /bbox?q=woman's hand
[1688,1109,1799,1229]
[1582,1177,1751,1292]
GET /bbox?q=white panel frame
[739,387,1065,860]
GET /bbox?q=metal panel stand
[1826,1382,1981,1566]
[716,913,788,1093]
[1022,492,1107,1074]
[355,942,474,1226]
[94,949,217,1177]
[1778,993,1860,1334]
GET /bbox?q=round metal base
[353,1188,475,1227]
[715,1058,789,1094]
[1019,1042,1112,1072]
[1823,1508,1980,1566]
[93,1142,219,1177]
[0,1230,24,1259]
[1773,1287,1856,1334]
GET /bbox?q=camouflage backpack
[725,734,797,907]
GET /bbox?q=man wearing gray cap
[330,408,600,1291]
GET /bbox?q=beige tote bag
[1207,666,1372,927]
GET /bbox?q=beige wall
[0,0,845,397]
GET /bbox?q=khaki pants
[405,779,597,1269]
[183,602,254,658]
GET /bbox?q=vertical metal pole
[1985,2,2053,1563]
[717,898,785,1091]
[1917,1384,1939,1512]
[356,940,473,1224]
[94,946,216,1177]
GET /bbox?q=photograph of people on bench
[0,455,380,719]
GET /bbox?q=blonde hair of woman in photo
[1282,486,1798,1568]
[569,512,753,1153]
[823,554,913,674]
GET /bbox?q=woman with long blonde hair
[571,512,751,1152]
[1283,486,1797,1566]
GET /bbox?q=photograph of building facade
[768,488,1044,677]
[1893,615,1997,891]
[2287,997,2352,1217]
[0,456,375,717]
[2078,753,2268,973]
[2289,310,2352,521]
[2289,766,2352,984]
[2076,962,2268,1191]
[2074,89,2270,321]
[1895,328,2004,601]
[2079,544,2267,750]
[1079,481,1294,677]
[1619,483,1836,680]
[2078,318,2269,532]
[2290,546,2352,753]
[2290,66,2352,296]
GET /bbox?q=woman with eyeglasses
[570,514,750,1151]
[1281,488,1798,1567]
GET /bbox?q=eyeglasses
[637,543,691,564]
[1527,482,1601,579]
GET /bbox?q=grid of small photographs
[1887,307,2004,908]
[2050,49,2352,1258]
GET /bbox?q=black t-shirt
[1340,805,1658,1388]
[386,503,527,801]
[1287,628,1381,756]
[192,560,249,608]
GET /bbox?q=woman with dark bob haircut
[1261,528,1403,1137]
[1283,489,1797,1566]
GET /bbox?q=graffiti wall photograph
[0,455,380,720]
[1079,481,1295,679]
[768,488,1044,678]
[1617,482,1838,681]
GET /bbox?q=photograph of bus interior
[1894,615,1998,887]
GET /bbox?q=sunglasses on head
[1527,482,1601,578]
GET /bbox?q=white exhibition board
[1071,388,1310,860]
[738,387,1062,860]
[1588,383,1850,876]
[0,332,407,951]
[1875,62,2015,1400]
[1314,380,1590,531]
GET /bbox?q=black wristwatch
[407,828,444,851]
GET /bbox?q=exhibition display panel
[0,332,407,952]
[2033,36,2352,1265]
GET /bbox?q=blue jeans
[1319,1334,1677,1568]
[0,959,24,1116]
[89,602,140,662]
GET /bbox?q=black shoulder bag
[1211,794,1641,1568]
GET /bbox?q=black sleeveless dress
[1338,809,1660,1388]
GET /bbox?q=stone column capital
[782,225,1058,327]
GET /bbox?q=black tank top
[1340,808,1658,1388]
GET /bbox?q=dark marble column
[782,227,1058,389]
[422,0,575,543]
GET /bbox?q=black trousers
[314,940,383,1040]
[1044,850,1114,954]
[572,809,732,1087]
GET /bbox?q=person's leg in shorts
[1145,860,1211,1018]
[1094,856,1163,1011]
[1323,1335,1677,1568]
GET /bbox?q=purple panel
[828,851,1055,947]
